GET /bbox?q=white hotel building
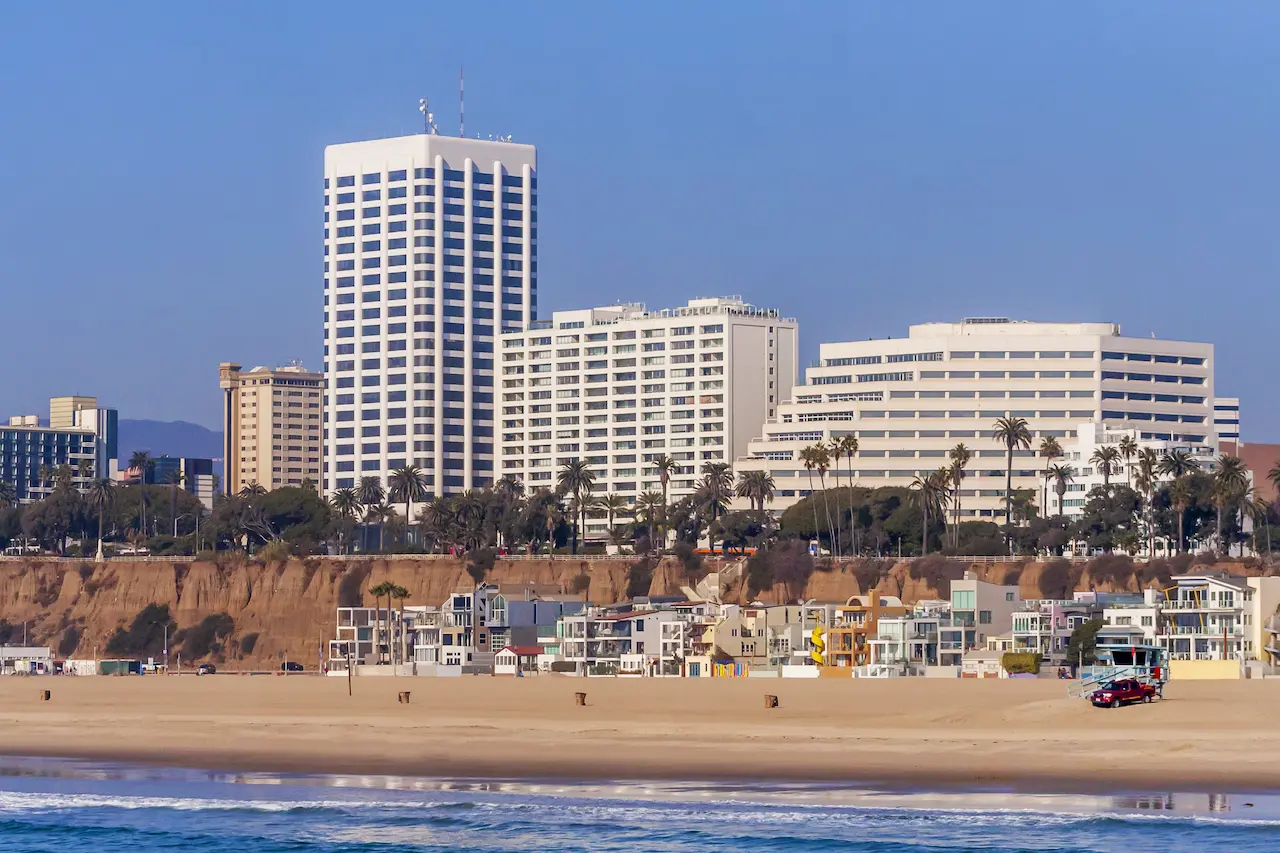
[733,318,1215,519]
[322,133,537,496]
[499,298,797,537]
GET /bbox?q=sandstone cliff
[0,554,1260,668]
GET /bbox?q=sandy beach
[0,675,1276,793]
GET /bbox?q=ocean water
[0,759,1276,852]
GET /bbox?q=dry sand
[0,675,1275,792]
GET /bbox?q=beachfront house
[559,608,687,676]
[949,574,1021,650]
[824,593,908,668]
[494,645,542,675]
[1010,600,1097,666]
[1156,572,1280,662]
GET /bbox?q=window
[979,611,992,625]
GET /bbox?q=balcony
[1163,600,1238,612]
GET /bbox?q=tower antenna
[459,65,465,138]
[418,98,438,135]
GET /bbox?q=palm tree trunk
[806,470,819,548]
[1004,446,1014,552]
[1178,508,1185,554]
[921,501,928,556]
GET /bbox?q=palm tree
[557,459,595,554]
[735,470,776,513]
[128,451,151,535]
[166,468,185,536]
[634,491,664,545]
[77,458,94,481]
[650,454,677,549]
[992,417,1032,551]
[389,585,411,667]
[368,581,396,665]
[909,468,950,556]
[1269,460,1280,500]
[1038,436,1062,528]
[835,435,859,556]
[329,488,360,553]
[356,476,385,552]
[1117,436,1139,487]
[1134,448,1160,557]
[1213,455,1249,555]
[948,443,971,549]
[1159,450,1201,554]
[86,478,117,562]
[1249,494,1272,559]
[799,445,825,551]
[1168,477,1193,554]
[599,493,632,544]
[1045,463,1075,517]
[1090,446,1122,491]
[699,463,733,521]
[370,503,395,551]
[388,466,428,546]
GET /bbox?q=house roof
[594,610,659,622]
[498,645,544,656]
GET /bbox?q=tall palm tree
[389,585,411,667]
[418,496,456,553]
[1268,460,1280,500]
[370,503,396,551]
[799,445,824,551]
[948,443,971,550]
[128,451,152,535]
[388,466,428,546]
[1090,446,1122,491]
[836,435,859,556]
[557,459,595,554]
[166,468,185,537]
[329,488,360,553]
[356,476,385,552]
[734,470,776,513]
[650,454,677,549]
[909,468,950,556]
[804,443,836,552]
[1134,448,1160,557]
[77,458,94,481]
[86,478,117,562]
[634,491,664,545]
[827,437,845,556]
[1159,450,1201,554]
[992,417,1032,551]
[368,581,396,665]
[1213,455,1249,555]
[1249,493,1272,559]
[699,463,733,521]
[1038,436,1062,528]
[599,493,632,543]
[1045,463,1075,517]
[1168,476,1193,554]
[1117,436,1139,487]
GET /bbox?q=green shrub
[1001,652,1043,674]
[549,660,577,673]
[182,613,235,660]
[239,632,259,655]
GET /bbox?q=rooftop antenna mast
[418,98,438,135]
[459,65,465,138]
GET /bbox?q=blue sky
[2,3,1278,438]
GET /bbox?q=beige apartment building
[219,363,323,494]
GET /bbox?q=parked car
[1090,678,1155,708]
[280,662,304,672]
[196,663,216,676]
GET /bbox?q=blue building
[1,397,118,503]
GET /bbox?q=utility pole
[346,643,353,697]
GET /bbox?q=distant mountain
[118,420,222,462]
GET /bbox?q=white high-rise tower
[323,133,537,496]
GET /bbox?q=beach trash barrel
[39,690,50,701]
[575,692,587,706]
[764,694,779,709]
[398,691,410,704]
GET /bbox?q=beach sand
[0,675,1275,792]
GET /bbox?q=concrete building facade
[732,318,1215,519]
[322,133,538,497]
[1,397,117,503]
[219,362,323,494]
[498,297,797,536]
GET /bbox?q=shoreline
[2,677,1279,797]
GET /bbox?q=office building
[1214,396,1240,453]
[219,362,323,494]
[1,397,118,503]
[322,133,538,497]
[146,456,218,510]
[733,318,1214,518]
[498,298,798,536]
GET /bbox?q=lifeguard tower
[1068,626,1169,699]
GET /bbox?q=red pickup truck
[1089,679,1157,708]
